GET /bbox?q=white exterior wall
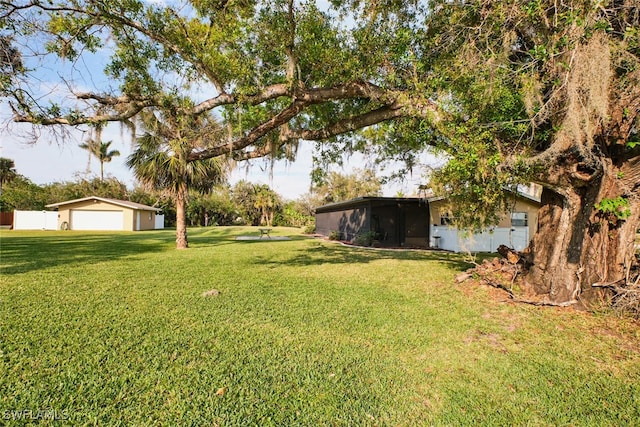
[431,225,529,252]
[13,211,58,230]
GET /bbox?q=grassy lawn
[1,227,639,426]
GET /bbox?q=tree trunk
[526,161,640,305]
[175,186,188,249]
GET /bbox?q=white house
[428,191,541,252]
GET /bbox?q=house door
[401,204,430,247]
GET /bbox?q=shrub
[328,230,341,240]
[354,231,376,247]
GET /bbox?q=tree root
[509,295,578,307]
[458,249,639,315]
[482,277,578,307]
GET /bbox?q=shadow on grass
[252,241,475,272]
[0,231,176,275]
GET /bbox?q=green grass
[1,227,639,426]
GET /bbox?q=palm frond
[127,106,231,197]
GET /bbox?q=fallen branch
[593,277,640,318]
[455,271,474,283]
[497,245,522,264]
[592,279,627,290]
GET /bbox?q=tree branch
[205,94,442,162]
[190,85,288,115]
[187,99,310,161]
[12,95,159,125]
[283,104,405,141]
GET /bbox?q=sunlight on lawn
[1,227,639,425]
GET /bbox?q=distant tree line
[0,158,382,231]
[0,174,312,230]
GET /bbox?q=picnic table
[258,227,272,239]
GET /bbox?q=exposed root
[481,276,578,307]
[459,249,640,316]
[508,296,578,307]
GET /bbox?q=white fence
[13,210,59,230]
[431,226,529,253]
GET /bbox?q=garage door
[71,210,124,231]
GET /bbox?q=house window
[511,212,528,227]
[440,212,455,225]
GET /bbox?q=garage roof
[46,196,161,211]
[315,197,425,213]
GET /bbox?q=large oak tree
[1,0,639,305]
[423,0,640,306]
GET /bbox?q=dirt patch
[202,289,220,297]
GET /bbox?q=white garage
[70,210,125,231]
[46,196,163,231]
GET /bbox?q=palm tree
[79,140,121,181]
[254,185,280,226]
[0,157,17,189]
[126,108,229,249]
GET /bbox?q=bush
[328,230,341,240]
[354,231,376,247]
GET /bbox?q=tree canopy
[2,0,440,162]
[311,168,382,205]
[0,157,17,188]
